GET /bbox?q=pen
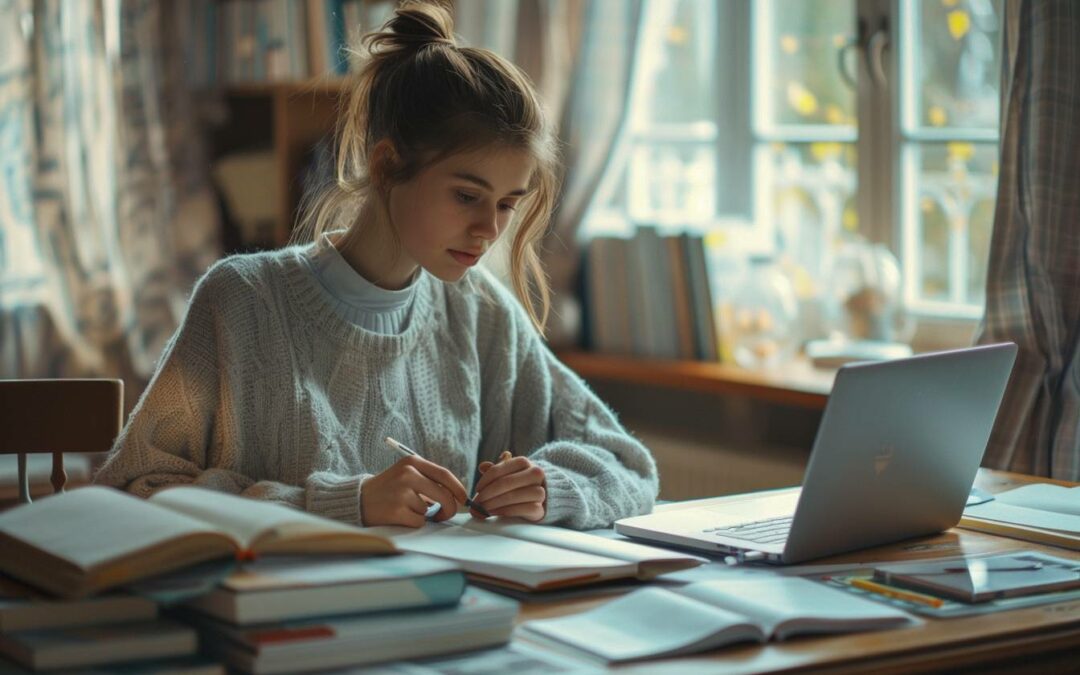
[849,577,944,608]
[384,437,491,517]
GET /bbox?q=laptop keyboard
[703,515,793,545]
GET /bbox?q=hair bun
[376,1,456,51]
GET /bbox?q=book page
[965,500,1080,534]
[367,519,633,588]
[0,486,232,571]
[677,577,914,640]
[460,516,705,574]
[995,484,1080,517]
[521,586,762,663]
[149,486,391,553]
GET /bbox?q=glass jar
[826,240,912,343]
[727,256,799,369]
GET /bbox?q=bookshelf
[209,80,344,246]
[557,352,834,410]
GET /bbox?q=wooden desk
[516,469,1080,673]
[557,352,834,410]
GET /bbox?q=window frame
[585,0,999,345]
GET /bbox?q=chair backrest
[0,379,123,504]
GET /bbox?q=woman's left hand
[471,452,546,521]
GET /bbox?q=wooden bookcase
[208,79,347,247]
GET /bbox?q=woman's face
[386,146,535,283]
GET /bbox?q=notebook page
[368,520,632,588]
[461,516,705,569]
[678,577,914,640]
[995,485,1080,517]
[522,586,762,663]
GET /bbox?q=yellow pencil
[849,577,944,608]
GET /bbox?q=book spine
[666,234,696,360]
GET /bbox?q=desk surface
[516,469,1080,674]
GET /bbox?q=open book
[520,577,916,663]
[366,514,704,591]
[960,484,1079,550]
[0,486,394,599]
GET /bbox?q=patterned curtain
[0,0,220,406]
[975,0,1080,480]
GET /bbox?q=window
[586,0,1003,324]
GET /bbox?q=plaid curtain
[975,0,1080,480]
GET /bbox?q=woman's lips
[449,250,480,267]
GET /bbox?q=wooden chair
[0,379,123,504]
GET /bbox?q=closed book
[184,553,464,624]
[0,486,394,599]
[683,233,718,361]
[521,577,915,664]
[0,576,156,632]
[665,234,697,360]
[190,587,518,674]
[0,655,224,675]
[0,619,195,671]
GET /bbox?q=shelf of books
[186,0,392,248]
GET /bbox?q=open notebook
[519,576,917,663]
[366,514,704,591]
[960,484,1080,550]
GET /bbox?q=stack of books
[0,486,518,673]
[0,576,219,673]
[177,554,517,673]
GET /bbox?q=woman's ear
[369,140,400,194]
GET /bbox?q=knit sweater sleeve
[92,261,364,524]
[482,279,658,530]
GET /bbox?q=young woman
[95,1,658,529]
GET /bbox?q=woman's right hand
[360,455,469,527]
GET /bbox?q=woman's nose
[470,207,500,241]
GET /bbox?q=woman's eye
[456,191,478,204]
[498,202,517,213]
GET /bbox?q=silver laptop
[615,343,1018,564]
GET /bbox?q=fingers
[400,456,468,505]
[474,461,545,503]
[474,456,532,494]
[400,465,459,519]
[486,501,545,522]
[479,485,546,512]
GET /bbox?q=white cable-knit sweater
[93,244,659,529]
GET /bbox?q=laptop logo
[874,444,895,476]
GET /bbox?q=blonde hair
[293,1,559,334]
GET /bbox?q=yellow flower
[947,142,975,162]
[787,82,819,117]
[780,35,799,54]
[928,106,948,127]
[947,10,971,40]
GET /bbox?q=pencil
[849,577,944,608]
[384,437,491,517]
